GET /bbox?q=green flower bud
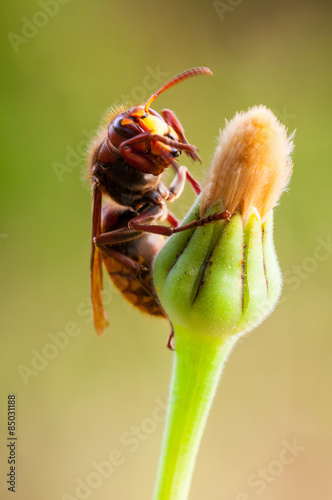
[154,199,281,341]
[154,105,293,342]
[152,106,294,500]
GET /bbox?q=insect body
[89,67,229,339]
[99,200,165,318]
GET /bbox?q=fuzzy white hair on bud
[200,105,294,222]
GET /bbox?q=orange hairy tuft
[200,105,294,222]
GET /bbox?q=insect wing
[91,183,109,335]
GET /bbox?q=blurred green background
[1,0,331,499]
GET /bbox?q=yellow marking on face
[143,114,170,137]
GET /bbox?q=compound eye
[112,116,138,139]
[171,149,182,158]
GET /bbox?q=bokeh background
[1,0,331,499]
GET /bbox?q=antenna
[144,67,213,112]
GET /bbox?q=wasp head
[109,105,181,159]
[108,68,212,170]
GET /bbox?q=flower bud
[154,105,293,340]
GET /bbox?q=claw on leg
[167,326,175,351]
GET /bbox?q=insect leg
[166,324,175,351]
[172,211,231,232]
[119,147,164,175]
[96,226,143,246]
[129,209,231,236]
[183,169,201,196]
[148,139,201,196]
[127,204,173,236]
[160,109,202,194]
[161,109,200,162]
[166,165,202,202]
[96,205,165,248]
[166,165,187,202]
[166,211,180,228]
[119,131,198,157]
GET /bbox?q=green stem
[152,326,237,500]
